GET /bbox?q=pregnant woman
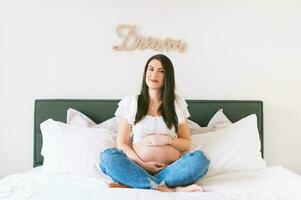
[100,54,210,192]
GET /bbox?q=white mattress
[1,166,301,200]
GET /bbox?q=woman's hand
[142,134,173,146]
[140,161,165,174]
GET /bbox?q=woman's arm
[141,119,191,152]
[116,118,145,166]
[169,119,191,152]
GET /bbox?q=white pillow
[40,119,116,179]
[191,114,266,178]
[67,108,97,127]
[207,108,232,129]
[188,119,202,133]
[190,109,232,135]
[95,118,118,133]
[67,108,118,133]
[66,108,231,135]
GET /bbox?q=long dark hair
[135,54,178,132]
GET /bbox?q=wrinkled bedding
[1,166,301,200]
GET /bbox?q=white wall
[0,0,300,178]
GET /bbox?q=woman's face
[145,59,164,90]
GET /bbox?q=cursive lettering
[113,25,186,53]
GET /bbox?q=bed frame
[33,99,264,167]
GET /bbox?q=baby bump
[133,143,180,165]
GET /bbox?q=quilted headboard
[34,99,263,167]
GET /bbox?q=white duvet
[1,166,301,200]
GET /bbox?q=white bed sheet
[0,166,300,200]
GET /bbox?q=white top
[114,95,190,143]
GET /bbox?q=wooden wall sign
[113,24,186,53]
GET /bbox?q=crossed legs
[100,148,210,192]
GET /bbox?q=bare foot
[175,184,204,192]
[156,185,175,192]
[108,182,130,188]
[156,184,204,192]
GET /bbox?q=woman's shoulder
[115,94,138,125]
[174,95,190,123]
[175,95,188,108]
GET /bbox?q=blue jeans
[100,148,210,189]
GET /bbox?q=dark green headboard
[34,99,263,167]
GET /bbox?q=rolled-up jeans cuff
[148,178,165,190]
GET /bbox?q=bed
[1,99,301,200]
